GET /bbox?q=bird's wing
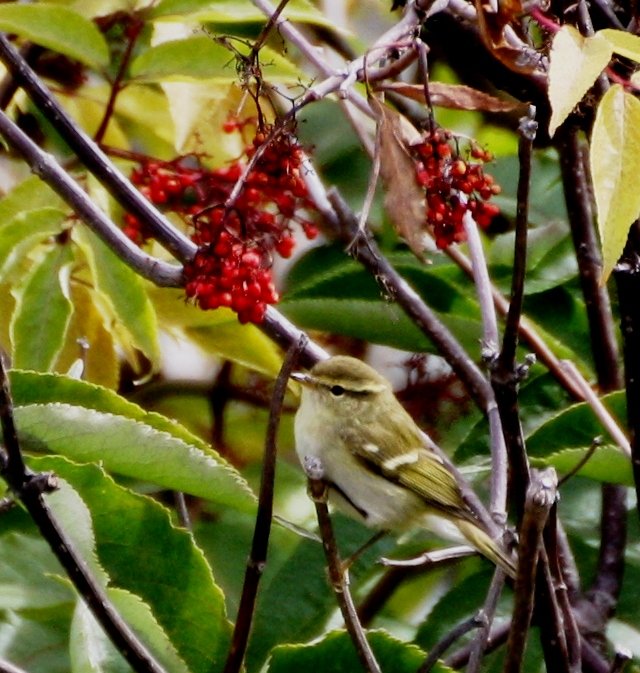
[341,415,469,519]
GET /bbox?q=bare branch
[0,110,182,288]
[0,34,195,264]
[306,475,381,673]
[0,357,168,673]
[505,469,558,673]
[224,337,306,673]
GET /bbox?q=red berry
[275,236,296,258]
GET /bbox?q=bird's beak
[291,371,313,386]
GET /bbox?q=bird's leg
[342,530,388,573]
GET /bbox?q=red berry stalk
[412,128,501,249]
[123,121,319,324]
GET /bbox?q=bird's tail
[456,519,517,578]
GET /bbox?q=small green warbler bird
[292,355,516,577]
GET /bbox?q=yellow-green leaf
[0,5,109,68]
[151,0,338,30]
[75,227,161,372]
[150,287,284,378]
[590,84,640,280]
[600,28,640,63]
[548,26,612,136]
[130,36,301,83]
[11,244,74,371]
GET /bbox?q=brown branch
[418,612,487,673]
[490,109,537,522]
[223,337,306,673]
[305,470,381,673]
[505,469,557,673]
[0,110,182,288]
[0,34,195,264]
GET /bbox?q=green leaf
[536,445,632,486]
[0,207,67,284]
[75,227,161,370]
[131,36,301,82]
[0,176,63,222]
[525,390,626,457]
[489,221,578,295]
[16,402,256,513]
[34,456,232,673]
[414,567,493,649]
[10,244,73,371]
[150,287,284,378]
[151,0,336,29]
[0,605,73,673]
[10,368,256,512]
[0,5,109,68]
[600,28,640,62]
[590,84,640,280]
[11,369,213,453]
[267,630,444,673]
[70,599,131,673]
[548,26,612,136]
[0,533,74,609]
[281,245,482,354]
[70,589,191,673]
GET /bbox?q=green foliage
[130,37,301,83]
[11,370,257,513]
[0,4,109,67]
[0,0,637,671]
[267,630,440,673]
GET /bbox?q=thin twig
[357,550,472,626]
[504,468,558,673]
[418,612,487,673]
[0,34,195,264]
[0,658,31,673]
[557,437,602,488]
[490,108,537,522]
[380,544,474,567]
[445,621,511,669]
[223,336,306,673]
[261,306,328,369]
[462,211,508,523]
[465,568,506,673]
[174,492,191,529]
[0,110,182,288]
[251,0,421,118]
[543,504,581,672]
[306,473,381,673]
[94,19,143,145]
[0,357,168,673]
[500,107,537,368]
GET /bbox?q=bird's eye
[330,385,345,397]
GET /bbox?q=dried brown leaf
[377,82,523,113]
[369,96,426,257]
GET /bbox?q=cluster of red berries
[411,128,501,249]
[123,122,318,324]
